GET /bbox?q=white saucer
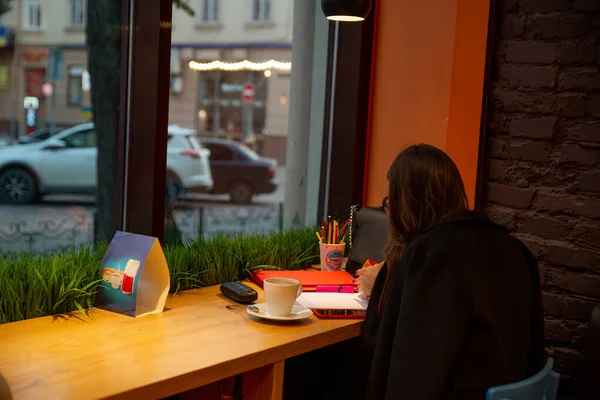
[246,303,312,321]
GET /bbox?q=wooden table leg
[175,361,285,400]
[242,361,285,400]
[176,377,235,400]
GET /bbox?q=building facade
[0,0,292,160]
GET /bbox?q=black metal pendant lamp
[321,0,372,22]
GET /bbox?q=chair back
[486,358,559,400]
[544,371,560,400]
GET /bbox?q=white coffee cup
[263,278,303,317]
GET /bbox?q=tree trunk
[87,0,123,241]
[0,1,12,16]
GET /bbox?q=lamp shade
[321,0,372,22]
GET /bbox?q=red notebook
[251,270,356,291]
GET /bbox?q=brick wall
[482,0,600,398]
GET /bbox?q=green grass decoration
[0,228,318,325]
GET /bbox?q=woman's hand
[355,262,384,300]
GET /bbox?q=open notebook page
[296,292,369,310]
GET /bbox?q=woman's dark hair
[379,144,469,315]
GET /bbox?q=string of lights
[188,59,292,72]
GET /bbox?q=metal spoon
[246,305,260,313]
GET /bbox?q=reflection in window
[201,0,219,23]
[69,0,86,27]
[67,65,84,107]
[252,0,271,22]
[24,0,41,30]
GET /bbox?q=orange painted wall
[365,0,491,208]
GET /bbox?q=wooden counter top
[0,283,362,400]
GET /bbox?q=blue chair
[486,357,560,400]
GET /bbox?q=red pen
[316,285,356,293]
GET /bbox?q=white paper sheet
[296,292,369,310]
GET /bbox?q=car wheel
[0,167,39,204]
[229,181,254,204]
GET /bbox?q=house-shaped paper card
[95,231,170,318]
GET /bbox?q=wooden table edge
[105,321,362,399]
[0,283,364,400]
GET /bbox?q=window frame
[69,0,87,28]
[66,65,84,107]
[200,0,219,24]
[121,0,173,240]
[318,5,379,219]
[252,0,271,23]
[23,0,42,31]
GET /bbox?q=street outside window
[0,0,322,255]
[0,0,124,253]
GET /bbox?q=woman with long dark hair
[359,144,545,399]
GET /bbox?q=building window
[252,0,271,22]
[67,65,84,107]
[200,0,219,23]
[198,70,268,138]
[23,0,41,30]
[69,0,86,27]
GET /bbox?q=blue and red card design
[95,231,170,318]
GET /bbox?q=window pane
[0,0,128,253]
[67,66,83,106]
[67,77,82,105]
[201,0,209,22]
[200,0,219,23]
[252,0,260,21]
[204,143,233,161]
[235,143,260,161]
[167,134,189,149]
[24,0,42,29]
[63,129,96,148]
[70,0,86,27]
[168,1,323,242]
[264,0,271,21]
[213,0,219,21]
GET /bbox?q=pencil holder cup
[319,243,346,271]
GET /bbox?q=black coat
[361,211,545,400]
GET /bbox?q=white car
[0,123,213,204]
